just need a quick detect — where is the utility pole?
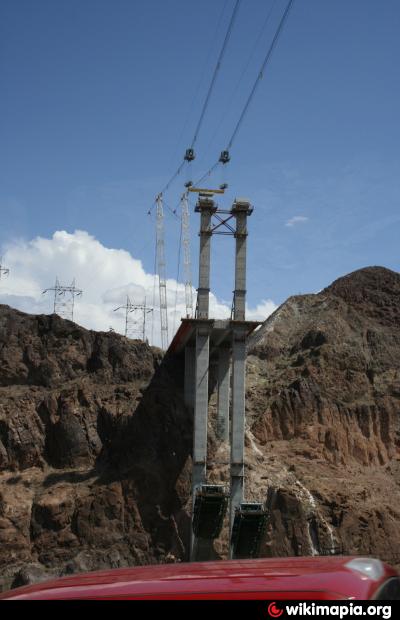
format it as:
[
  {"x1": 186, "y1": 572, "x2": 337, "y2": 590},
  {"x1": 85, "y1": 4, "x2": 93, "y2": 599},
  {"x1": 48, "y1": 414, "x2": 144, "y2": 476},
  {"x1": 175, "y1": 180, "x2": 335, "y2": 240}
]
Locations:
[
  {"x1": 0, "y1": 257, "x2": 10, "y2": 281},
  {"x1": 43, "y1": 277, "x2": 82, "y2": 321},
  {"x1": 113, "y1": 296, "x2": 153, "y2": 341},
  {"x1": 156, "y1": 194, "x2": 169, "y2": 349}
]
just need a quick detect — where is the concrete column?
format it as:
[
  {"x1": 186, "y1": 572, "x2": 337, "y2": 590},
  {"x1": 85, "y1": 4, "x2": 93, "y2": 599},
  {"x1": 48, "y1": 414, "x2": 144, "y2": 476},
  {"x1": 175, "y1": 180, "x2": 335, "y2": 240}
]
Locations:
[
  {"x1": 193, "y1": 325, "x2": 209, "y2": 481},
  {"x1": 229, "y1": 326, "x2": 247, "y2": 556},
  {"x1": 231, "y1": 199, "x2": 252, "y2": 321},
  {"x1": 216, "y1": 346, "x2": 230, "y2": 442},
  {"x1": 191, "y1": 322, "x2": 210, "y2": 559},
  {"x1": 195, "y1": 197, "x2": 216, "y2": 319},
  {"x1": 184, "y1": 345, "x2": 195, "y2": 410}
]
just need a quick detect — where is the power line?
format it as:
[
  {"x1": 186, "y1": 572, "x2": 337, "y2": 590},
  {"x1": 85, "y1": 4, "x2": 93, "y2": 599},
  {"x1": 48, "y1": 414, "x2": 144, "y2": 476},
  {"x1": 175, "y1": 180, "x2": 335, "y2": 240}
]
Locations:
[
  {"x1": 113, "y1": 296, "x2": 153, "y2": 341},
  {"x1": 43, "y1": 277, "x2": 83, "y2": 322}
]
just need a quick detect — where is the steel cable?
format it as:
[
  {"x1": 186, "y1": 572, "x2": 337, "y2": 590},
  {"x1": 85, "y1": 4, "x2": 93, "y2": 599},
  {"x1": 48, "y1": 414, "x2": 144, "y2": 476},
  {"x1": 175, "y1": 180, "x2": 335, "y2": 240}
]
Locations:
[
  {"x1": 190, "y1": 0, "x2": 241, "y2": 150},
  {"x1": 226, "y1": 0, "x2": 295, "y2": 150},
  {"x1": 193, "y1": 0, "x2": 295, "y2": 186}
]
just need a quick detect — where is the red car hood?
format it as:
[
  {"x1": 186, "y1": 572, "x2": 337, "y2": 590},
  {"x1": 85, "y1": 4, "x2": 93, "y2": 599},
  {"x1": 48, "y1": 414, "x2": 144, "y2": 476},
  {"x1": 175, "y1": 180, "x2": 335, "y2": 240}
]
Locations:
[{"x1": 1, "y1": 556, "x2": 397, "y2": 600}]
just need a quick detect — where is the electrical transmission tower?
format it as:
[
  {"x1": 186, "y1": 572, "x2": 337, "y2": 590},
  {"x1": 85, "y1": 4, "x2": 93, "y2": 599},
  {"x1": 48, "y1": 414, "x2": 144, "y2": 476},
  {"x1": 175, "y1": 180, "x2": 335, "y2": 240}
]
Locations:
[
  {"x1": 0, "y1": 257, "x2": 10, "y2": 281},
  {"x1": 43, "y1": 277, "x2": 82, "y2": 321},
  {"x1": 181, "y1": 192, "x2": 193, "y2": 318},
  {"x1": 156, "y1": 194, "x2": 169, "y2": 349},
  {"x1": 113, "y1": 296, "x2": 153, "y2": 341}
]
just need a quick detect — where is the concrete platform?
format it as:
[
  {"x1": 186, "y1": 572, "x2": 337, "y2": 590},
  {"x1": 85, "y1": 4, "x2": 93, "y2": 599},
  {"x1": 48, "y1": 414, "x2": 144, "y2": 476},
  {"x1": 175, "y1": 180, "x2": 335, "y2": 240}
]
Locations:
[{"x1": 168, "y1": 318, "x2": 262, "y2": 356}]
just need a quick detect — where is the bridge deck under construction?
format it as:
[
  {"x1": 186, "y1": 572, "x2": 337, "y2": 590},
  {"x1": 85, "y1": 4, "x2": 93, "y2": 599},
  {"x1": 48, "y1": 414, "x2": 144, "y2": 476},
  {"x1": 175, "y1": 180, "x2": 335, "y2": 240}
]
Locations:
[
  {"x1": 168, "y1": 318, "x2": 261, "y2": 356},
  {"x1": 167, "y1": 195, "x2": 266, "y2": 561}
]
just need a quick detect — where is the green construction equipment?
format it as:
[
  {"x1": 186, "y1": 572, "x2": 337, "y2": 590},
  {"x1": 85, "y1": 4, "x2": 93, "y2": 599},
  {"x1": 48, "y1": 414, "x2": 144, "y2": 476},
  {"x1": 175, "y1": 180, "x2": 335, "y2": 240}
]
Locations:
[
  {"x1": 231, "y1": 502, "x2": 268, "y2": 559},
  {"x1": 192, "y1": 484, "x2": 229, "y2": 539}
]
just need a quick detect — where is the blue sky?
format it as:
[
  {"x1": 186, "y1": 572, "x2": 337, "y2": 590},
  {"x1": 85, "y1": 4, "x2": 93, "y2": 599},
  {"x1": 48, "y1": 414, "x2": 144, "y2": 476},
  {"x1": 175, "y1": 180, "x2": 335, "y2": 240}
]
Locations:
[{"x1": 1, "y1": 0, "x2": 399, "y2": 325}]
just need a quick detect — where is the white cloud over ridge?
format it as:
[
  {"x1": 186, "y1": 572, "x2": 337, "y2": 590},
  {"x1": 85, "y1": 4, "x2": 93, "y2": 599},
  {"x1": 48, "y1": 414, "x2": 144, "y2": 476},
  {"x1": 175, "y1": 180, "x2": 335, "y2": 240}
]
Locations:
[{"x1": 0, "y1": 230, "x2": 277, "y2": 348}]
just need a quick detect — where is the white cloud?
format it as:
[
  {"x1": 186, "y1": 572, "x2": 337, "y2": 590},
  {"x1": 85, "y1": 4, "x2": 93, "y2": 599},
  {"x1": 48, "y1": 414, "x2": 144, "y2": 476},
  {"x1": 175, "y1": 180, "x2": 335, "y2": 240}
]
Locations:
[
  {"x1": 285, "y1": 215, "x2": 309, "y2": 227},
  {"x1": 0, "y1": 230, "x2": 277, "y2": 348},
  {"x1": 245, "y1": 299, "x2": 278, "y2": 321}
]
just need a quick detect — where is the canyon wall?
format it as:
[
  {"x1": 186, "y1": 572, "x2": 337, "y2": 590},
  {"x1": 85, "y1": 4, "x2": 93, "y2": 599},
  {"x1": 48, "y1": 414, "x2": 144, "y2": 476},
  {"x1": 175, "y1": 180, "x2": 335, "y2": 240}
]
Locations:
[{"x1": 1, "y1": 266, "x2": 399, "y2": 590}]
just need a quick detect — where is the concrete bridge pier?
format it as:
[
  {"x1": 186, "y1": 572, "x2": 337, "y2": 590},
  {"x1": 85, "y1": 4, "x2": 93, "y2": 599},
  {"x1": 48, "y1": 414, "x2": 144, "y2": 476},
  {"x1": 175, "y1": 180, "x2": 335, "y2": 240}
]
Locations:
[{"x1": 216, "y1": 345, "x2": 230, "y2": 442}]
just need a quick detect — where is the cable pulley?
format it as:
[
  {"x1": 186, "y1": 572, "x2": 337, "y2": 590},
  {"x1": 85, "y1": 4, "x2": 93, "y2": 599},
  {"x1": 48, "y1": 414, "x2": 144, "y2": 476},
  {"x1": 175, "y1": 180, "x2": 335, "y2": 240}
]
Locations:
[
  {"x1": 184, "y1": 148, "x2": 195, "y2": 162},
  {"x1": 219, "y1": 150, "x2": 230, "y2": 164}
]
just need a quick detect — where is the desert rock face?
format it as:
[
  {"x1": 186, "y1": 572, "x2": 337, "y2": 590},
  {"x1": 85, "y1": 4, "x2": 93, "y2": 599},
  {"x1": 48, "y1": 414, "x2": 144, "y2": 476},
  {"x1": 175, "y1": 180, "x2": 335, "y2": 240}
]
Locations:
[
  {"x1": 0, "y1": 308, "x2": 192, "y2": 590},
  {"x1": 1, "y1": 266, "x2": 400, "y2": 590},
  {"x1": 244, "y1": 266, "x2": 400, "y2": 563}
]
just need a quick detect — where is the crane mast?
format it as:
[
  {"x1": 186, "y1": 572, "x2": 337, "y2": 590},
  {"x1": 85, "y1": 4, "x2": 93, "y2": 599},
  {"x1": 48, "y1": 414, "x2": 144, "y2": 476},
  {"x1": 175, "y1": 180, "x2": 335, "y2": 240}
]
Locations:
[{"x1": 156, "y1": 194, "x2": 169, "y2": 349}]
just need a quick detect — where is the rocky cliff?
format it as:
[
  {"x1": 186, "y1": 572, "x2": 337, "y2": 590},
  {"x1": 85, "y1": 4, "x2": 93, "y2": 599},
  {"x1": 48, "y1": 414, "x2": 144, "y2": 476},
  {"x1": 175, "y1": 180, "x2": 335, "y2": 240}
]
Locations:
[
  {"x1": 244, "y1": 266, "x2": 400, "y2": 562},
  {"x1": 0, "y1": 307, "x2": 192, "y2": 590},
  {"x1": 1, "y1": 266, "x2": 399, "y2": 590}
]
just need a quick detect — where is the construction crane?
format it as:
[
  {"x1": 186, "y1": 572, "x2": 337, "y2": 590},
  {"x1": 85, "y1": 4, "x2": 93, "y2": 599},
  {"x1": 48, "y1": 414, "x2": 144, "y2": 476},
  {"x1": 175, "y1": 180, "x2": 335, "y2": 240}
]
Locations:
[{"x1": 156, "y1": 194, "x2": 169, "y2": 349}]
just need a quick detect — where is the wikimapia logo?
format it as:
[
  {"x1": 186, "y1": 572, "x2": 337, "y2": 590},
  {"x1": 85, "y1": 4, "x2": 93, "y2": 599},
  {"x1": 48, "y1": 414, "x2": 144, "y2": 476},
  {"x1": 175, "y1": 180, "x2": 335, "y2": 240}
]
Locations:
[
  {"x1": 266, "y1": 602, "x2": 392, "y2": 620},
  {"x1": 268, "y1": 603, "x2": 284, "y2": 618}
]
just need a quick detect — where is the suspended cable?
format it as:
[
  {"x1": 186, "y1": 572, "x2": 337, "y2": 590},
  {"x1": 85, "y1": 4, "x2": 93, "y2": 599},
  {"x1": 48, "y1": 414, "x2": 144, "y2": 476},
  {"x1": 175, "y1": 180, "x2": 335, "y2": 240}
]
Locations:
[
  {"x1": 194, "y1": 161, "x2": 221, "y2": 187},
  {"x1": 153, "y1": 0, "x2": 294, "y2": 200},
  {"x1": 226, "y1": 0, "x2": 295, "y2": 151},
  {"x1": 150, "y1": 0, "x2": 239, "y2": 211},
  {"x1": 198, "y1": 0, "x2": 278, "y2": 163},
  {"x1": 192, "y1": 0, "x2": 295, "y2": 187},
  {"x1": 189, "y1": 0, "x2": 241, "y2": 151},
  {"x1": 153, "y1": 160, "x2": 186, "y2": 207},
  {"x1": 169, "y1": 0, "x2": 229, "y2": 163},
  {"x1": 163, "y1": 199, "x2": 181, "y2": 220}
]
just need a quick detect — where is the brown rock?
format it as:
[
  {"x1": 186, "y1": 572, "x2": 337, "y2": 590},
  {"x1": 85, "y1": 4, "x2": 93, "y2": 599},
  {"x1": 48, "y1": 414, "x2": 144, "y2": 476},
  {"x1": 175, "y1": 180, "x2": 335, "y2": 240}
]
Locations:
[{"x1": 1, "y1": 265, "x2": 400, "y2": 588}]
